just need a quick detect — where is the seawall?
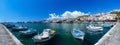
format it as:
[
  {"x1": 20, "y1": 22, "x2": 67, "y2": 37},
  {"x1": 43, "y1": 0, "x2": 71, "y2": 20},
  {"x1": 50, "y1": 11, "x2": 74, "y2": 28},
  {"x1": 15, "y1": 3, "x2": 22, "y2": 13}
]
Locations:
[
  {"x1": 0, "y1": 24, "x2": 23, "y2": 45},
  {"x1": 95, "y1": 21, "x2": 120, "y2": 45}
]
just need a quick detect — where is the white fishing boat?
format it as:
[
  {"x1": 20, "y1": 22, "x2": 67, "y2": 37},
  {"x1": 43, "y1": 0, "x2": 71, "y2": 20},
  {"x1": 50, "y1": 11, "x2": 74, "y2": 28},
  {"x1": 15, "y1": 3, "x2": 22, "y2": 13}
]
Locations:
[
  {"x1": 32, "y1": 29, "x2": 55, "y2": 42},
  {"x1": 12, "y1": 26, "x2": 28, "y2": 31},
  {"x1": 87, "y1": 24, "x2": 103, "y2": 31}
]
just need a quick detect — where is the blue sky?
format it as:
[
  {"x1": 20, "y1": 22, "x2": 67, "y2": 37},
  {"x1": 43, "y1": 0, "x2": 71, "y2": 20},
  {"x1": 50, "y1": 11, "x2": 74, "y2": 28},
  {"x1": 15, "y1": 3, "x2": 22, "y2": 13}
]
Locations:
[{"x1": 0, "y1": 0, "x2": 120, "y2": 22}]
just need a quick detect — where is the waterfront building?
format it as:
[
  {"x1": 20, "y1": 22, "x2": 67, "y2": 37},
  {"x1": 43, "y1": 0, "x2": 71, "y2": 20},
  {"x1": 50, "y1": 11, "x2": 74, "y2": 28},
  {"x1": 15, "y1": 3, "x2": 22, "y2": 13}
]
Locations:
[
  {"x1": 77, "y1": 15, "x2": 91, "y2": 21},
  {"x1": 99, "y1": 13, "x2": 117, "y2": 20}
]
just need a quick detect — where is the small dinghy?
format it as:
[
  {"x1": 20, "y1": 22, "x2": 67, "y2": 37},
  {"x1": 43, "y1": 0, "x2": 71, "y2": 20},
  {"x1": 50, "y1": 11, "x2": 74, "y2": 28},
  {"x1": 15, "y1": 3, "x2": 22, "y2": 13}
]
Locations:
[
  {"x1": 32, "y1": 29, "x2": 55, "y2": 42},
  {"x1": 87, "y1": 24, "x2": 103, "y2": 31},
  {"x1": 71, "y1": 29, "x2": 85, "y2": 40},
  {"x1": 12, "y1": 26, "x2": 28, "y2": 31},
  {"x1": 19, "y1": 29, "x2": 37, "y2": 35}
]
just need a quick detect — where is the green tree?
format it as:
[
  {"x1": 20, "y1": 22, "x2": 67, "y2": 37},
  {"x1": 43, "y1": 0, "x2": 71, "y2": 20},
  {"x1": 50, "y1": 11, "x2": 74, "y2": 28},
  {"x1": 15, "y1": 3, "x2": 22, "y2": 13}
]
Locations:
[{"x1": 110, "y1": 12, "x2": 120, "y2": 20}]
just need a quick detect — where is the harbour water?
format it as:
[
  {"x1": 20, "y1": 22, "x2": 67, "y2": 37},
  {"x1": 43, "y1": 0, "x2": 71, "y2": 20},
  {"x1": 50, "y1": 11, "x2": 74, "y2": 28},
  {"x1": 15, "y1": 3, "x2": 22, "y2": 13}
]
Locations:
[{"x1": 8, "y1": 21, "x2": 114, "y2": 45}]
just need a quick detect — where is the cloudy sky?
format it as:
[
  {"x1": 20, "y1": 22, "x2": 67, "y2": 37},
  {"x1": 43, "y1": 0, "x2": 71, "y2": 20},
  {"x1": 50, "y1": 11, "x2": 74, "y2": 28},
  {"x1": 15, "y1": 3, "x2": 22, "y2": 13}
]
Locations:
[
  {"x1": 47, "y1": 11, "x2": 89, "y2": 20},
  {"x1": 0, "y1": 0, "x2": 120, "y2": 22}
]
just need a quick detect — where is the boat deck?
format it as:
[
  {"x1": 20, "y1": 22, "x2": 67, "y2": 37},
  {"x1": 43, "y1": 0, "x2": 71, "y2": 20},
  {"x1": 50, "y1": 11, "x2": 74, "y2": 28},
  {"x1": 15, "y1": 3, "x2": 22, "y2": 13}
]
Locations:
[{"x1": 0, "y1": 24, "x2": 23, "y2": 45}]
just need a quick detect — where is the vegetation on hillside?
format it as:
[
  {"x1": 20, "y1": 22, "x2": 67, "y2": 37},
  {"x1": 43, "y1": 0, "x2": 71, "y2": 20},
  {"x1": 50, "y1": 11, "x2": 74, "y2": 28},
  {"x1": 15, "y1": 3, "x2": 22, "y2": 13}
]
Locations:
[{"x1": 110, "y1": 11, "x2": 120, "y2": 20}]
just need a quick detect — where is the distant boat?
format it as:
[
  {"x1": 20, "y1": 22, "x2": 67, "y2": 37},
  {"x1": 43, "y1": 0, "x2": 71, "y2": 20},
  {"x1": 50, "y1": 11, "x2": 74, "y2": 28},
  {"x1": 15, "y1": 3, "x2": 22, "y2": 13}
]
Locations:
[
  {"x1": 12, "y1": 26, "x2": 28, "y2": 31},
  {"x1": 2, "y1": 23, "x2": 15, "y2": 28},
  {"x1": 102, "y1": 23, "x2": 113, "y2": 28},
  {"x1": 19, "y1": 28, "x2": 37, "y2": 35},
  {"x1": 32, "y1": 29, "x2": 55, "y2": 42},
  {"x1": 71, "y1": 29, "x2": 85, "y2": 40},
  {"x1": 86, "y1": 24, "x2": 103, "y2": 31}
]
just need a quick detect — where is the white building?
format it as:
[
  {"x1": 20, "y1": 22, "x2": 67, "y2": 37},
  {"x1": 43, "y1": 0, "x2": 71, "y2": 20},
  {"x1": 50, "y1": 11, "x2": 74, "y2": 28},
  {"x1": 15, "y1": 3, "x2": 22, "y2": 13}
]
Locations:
[
  {"x1": 91, "y1": 13, "x2": 117, "y2": 21},
  {"x1": 98, "y1": 13, "x2": 117, "y2": 20}
]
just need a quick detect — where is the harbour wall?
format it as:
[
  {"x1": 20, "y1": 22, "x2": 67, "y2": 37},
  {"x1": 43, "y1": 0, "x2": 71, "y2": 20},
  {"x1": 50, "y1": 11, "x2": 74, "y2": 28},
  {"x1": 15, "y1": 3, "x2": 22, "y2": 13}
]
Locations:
[
  {"x1": 0, "y1": 24, "x2": 23, "y2": 45},
  {"x1": 95, "y1": 21, "x2": 120, "y2": 45}
]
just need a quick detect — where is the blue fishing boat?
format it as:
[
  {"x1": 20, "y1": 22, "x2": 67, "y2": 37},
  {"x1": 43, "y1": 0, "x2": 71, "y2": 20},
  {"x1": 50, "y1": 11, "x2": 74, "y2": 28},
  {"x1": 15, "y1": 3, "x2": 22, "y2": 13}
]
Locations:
[
  {"x1": 19, "y1": 29, "x2": 37, "y2": 35},
  {"x1": 71, "y1": 29, "x2": 85, "y2": 40},
  {"x1": 32, "y1": 29, "x2": 55, "y2": 42},
  {"x1": 102, "y1": 23, "x2": 113, "y2": 28}
]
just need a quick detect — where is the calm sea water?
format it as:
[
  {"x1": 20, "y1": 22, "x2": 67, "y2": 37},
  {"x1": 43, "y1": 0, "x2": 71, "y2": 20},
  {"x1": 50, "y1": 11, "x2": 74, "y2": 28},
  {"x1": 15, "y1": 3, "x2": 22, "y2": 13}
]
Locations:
[{"x1": 9, "y1": 21, "x2": 113, "y2": 45}]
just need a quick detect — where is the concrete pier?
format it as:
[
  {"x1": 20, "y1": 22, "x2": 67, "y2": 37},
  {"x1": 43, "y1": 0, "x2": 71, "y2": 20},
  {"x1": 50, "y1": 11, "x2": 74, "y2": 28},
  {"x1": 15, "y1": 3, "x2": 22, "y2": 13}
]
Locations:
[
  {"x1": 0, "y1": 24, "x2": 23, "y2": 45},
  {"x1": 95, "y1": 21, "x2": 120, "y2": 45}
]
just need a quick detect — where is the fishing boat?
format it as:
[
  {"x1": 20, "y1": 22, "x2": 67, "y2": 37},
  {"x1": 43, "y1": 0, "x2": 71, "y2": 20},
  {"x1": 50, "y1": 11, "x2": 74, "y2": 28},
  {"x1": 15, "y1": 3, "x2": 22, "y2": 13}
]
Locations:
[
  {"x1": 2, "y1": 23, "x2": 15, "y2": 28},
  {"x1": 71, "y1": 29, "x2": 85, "y2": 40},
  {"x1": 86, "y1": 24, "x2": 103, "y2": 31},
  {"x1": 102, "y1": 23, "x2": 113, "y2": 28},
  {"x1": 32, "y1": 29, "x2": 55, "y2": 42},
  {"x1": 12, "y1": 26, "x2": 28, "y2": 31},
  {"x1": 19, "y1": 29, "x2": 37, "y2": 35}
]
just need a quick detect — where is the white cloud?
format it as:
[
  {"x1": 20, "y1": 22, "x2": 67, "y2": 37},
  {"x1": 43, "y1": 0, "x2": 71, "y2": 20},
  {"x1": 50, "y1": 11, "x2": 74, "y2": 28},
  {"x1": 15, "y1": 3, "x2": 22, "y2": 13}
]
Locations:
[
  {"x1": 47, "y1": 13, "x2": 60, "y2": 20},
  {"x1": 61, "y1": 11, "x2": 89, "y2": 19},
  {"x1": 47, "y1": 11, "x2": 89, "y2": 20}
]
